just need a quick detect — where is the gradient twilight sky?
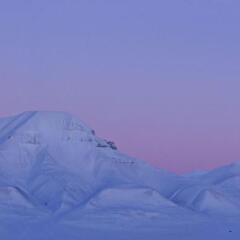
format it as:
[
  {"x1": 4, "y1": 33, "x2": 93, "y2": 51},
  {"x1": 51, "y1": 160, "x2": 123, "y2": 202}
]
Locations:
[{"x1": 0, "y1": 0, "x2": 240, "y2": 173}]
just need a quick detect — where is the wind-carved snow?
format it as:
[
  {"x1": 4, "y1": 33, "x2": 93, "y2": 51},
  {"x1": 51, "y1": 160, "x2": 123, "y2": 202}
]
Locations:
[{"x1": 0, "y1": 111, "x2": 240, "y2": 240}]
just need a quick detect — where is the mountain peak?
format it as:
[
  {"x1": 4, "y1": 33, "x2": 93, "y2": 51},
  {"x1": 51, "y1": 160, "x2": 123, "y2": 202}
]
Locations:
[{"x1": 0, "y1": 111, "x2": 118, "y2": 150}]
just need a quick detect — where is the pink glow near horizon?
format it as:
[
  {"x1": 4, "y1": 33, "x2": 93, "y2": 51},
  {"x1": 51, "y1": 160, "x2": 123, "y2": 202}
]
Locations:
[{"x1": 0, "y1": 1, "x2": 240, "y2": 173}]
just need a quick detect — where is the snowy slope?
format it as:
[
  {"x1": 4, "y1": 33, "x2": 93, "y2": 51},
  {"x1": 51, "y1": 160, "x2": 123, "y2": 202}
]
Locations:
[
  {"x1": 0, "y1": 111, "x2": 240, "y2": 240},
  {"x1": 0, "y1": 111, "x2": 182, "y2": 212}
]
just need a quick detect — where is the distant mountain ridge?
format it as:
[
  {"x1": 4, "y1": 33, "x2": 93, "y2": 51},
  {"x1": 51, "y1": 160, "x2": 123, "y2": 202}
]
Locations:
[{"x1": 0, "y1": 111, "x2": 240, "y2": 217}]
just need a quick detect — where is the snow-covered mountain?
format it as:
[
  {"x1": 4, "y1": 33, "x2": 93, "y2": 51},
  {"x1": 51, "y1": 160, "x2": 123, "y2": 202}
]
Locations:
[{"x1": 0, "y1": 111, "x2": 240, "y2": 240}]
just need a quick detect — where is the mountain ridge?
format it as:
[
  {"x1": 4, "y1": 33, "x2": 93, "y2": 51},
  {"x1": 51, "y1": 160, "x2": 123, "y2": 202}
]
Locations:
[{"x1": 0, "y1": 111, "x2": 239, "y2": 217}]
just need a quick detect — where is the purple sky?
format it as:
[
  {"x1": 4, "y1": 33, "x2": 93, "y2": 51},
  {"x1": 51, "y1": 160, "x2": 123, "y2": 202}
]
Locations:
[{"x1": 0, "y1": 0, "x2": 240, "y2": 173}]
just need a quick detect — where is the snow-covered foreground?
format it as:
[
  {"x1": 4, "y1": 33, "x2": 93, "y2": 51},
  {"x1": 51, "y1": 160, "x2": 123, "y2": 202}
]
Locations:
[
  {"x1": 0, "y1": 111, "x2": 240, "y2": 239},
  {"x1": 1, "y1": 206, "x2": 240, "y2": 240}
]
